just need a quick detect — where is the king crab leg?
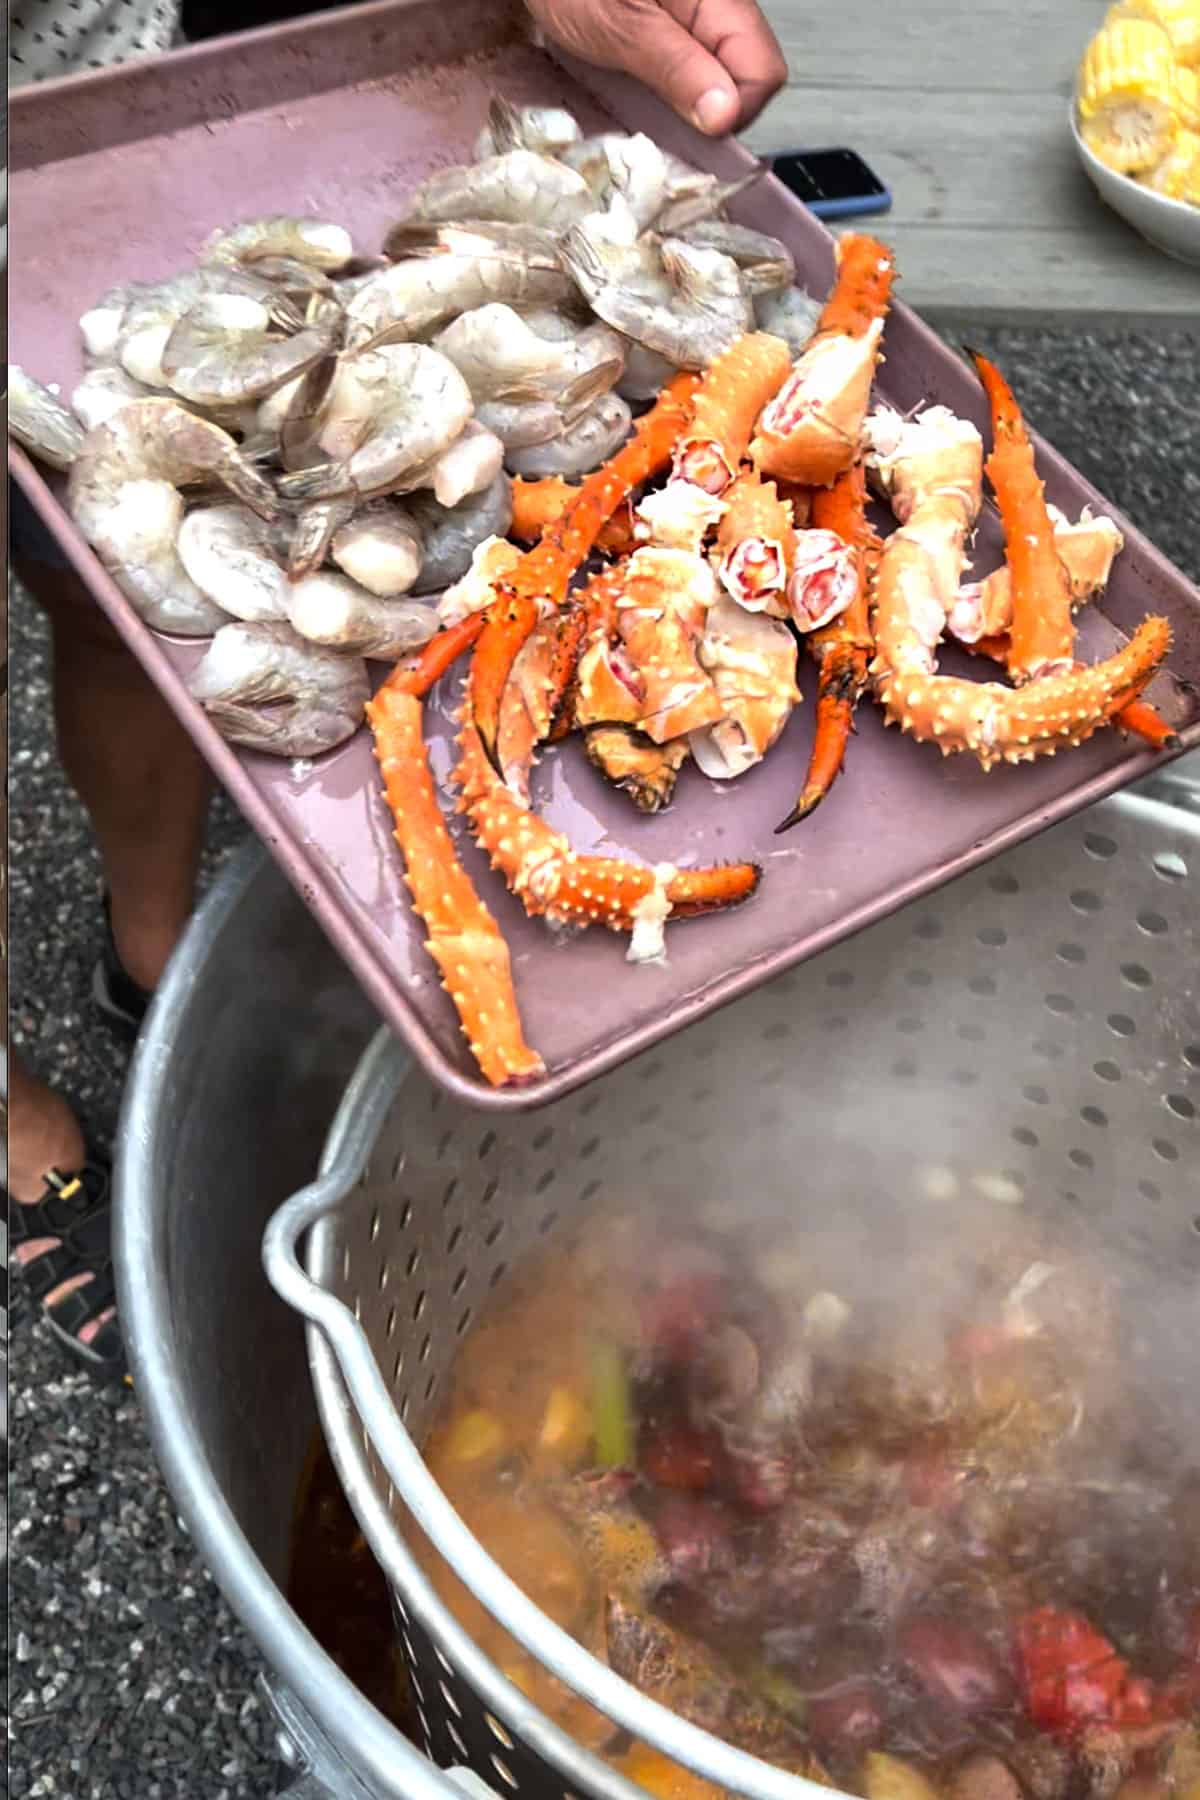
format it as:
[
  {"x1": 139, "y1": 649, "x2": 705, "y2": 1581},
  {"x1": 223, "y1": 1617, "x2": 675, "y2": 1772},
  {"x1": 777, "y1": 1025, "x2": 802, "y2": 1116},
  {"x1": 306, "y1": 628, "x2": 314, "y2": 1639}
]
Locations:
[
  {"x1": 751, "y1": 234, "x2": 895, "y2": 487},
  {"x1": 969, "y1": 350, "x2": 1077, "y2": 683},
  {"x1": 671, "y1": 331, "x2": 793, "y2": 495},
  {"x1": 776, "y1": 461, "x2": 877, "y2": 830},
  {"x1": 454, "y1": 696, "x2": 760, "y2": 957},
  {"x1": 365, "y1": 646, "x2": 544, "y2": 1089},
  {"x1": 866, "y1": 401, "x2": 1172, "y2": 769}
]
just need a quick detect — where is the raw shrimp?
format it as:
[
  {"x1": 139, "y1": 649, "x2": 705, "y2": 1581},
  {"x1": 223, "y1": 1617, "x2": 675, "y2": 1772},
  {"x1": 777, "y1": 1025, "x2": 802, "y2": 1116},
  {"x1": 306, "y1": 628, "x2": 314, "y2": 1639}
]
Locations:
[
  {"x1": 617, "y1": 340, "x2": 685, "y2": 403},
  {"x1": 71, "y1": 366, "x2": 155, "y2": 433},
  {"x1": 511, "y1": 302, "x2": 593, "y2": 341},
  {"x1": 116, "y1": 267, "x2": 303, "y2": 389},
  {"x1": 202, "y1": 215, "x2": 354, "y2": 272},
  {"x1": 408, "y1": 473, "x2": 513, "y2": 593},
  {"x1": 560, "y1": 225, "x2": 753, "y2": 368},
  {"x1": 176, "y1": 502, "x2": 291, "y2": 623},
  {"x1": 286, "y1": 572, "x2": 439, "y2": 661},
  {"x1": 475, "y1": 397, "x2": 580, "y2": 451},
  {"x1": 433, "y1": 304, "x2": 624, "y2": 406},
  {"x1": 277, "y1": 344, "x2": 473, "y2": 503},
  {"x1": 505, "y1": 394, "x2": 633, "y2": 480},
  {"x1": 602, "y1": 133, "x2": 671, "y2": 229},
  {"x1": 188, "y1": 621, "x2": 369, "y2": 757},
  {"x1": 406, "y1": 420, "x2": 505, "y2": 509},
  {"x1": 752, "y1": 286, "x2": 822, "y2": 359},
  {"x1": 689, "y1": 594, "x2": 801, "y2": 779},
  {"x1": 676, "y1": 221, "x2": 795, "y2": 296},
  {"x1": 347, "y1": 226, "x2": 573, "y2": 347},
  {"x1": 68, "y1": 399, "x2": 280, "y2": 636},
  {"x1": 387, "y1": 150, "x2": 593, "y2": 236},
  {"x1": 474, "y1": 96, "x2": 582, "y2": 160},
  {"x1": 8, "y1": 365, "x2": 86, "y2": 470},
  {"x1": 331, "y1": 504, "x2": 424, "y2": 596},
  {"x1": 79, "y1": 280, "x2": 151, "y2": 363},
  {"x1": 161, "y1": 292, "x2": 337, "y2": 408}
]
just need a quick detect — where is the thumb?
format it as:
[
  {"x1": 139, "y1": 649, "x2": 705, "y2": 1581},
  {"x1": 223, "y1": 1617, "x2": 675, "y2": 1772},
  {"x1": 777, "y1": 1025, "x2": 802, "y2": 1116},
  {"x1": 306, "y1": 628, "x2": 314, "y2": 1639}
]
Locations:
[
  {"x1": 612, "y1": 5, "x2": 744, "y2": 136},
  {"x1": 526, "y1": 0, "x2": 742, "y2": 136}
]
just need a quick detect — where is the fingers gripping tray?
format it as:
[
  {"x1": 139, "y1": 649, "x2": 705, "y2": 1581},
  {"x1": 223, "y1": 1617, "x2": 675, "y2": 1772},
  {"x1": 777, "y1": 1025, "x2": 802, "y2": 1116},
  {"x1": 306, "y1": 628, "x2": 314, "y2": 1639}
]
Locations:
[{"x1": 8, "y1": 0, "x2": 1200, "y2": 1110}]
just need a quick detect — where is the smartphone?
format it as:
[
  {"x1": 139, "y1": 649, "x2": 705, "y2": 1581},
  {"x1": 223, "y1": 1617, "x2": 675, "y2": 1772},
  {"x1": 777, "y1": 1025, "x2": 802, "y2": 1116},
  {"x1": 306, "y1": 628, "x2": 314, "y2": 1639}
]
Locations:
[{"x1": 770, "y1": 149, "x2": 892, "y2": 222}]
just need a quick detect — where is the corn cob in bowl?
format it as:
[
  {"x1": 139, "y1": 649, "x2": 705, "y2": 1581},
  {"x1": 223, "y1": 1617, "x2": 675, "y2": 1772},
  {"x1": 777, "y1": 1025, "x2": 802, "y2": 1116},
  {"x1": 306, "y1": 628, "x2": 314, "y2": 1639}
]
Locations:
[{"x1": 1073, "y1": 0, "x2": 1200, "y2": 256}]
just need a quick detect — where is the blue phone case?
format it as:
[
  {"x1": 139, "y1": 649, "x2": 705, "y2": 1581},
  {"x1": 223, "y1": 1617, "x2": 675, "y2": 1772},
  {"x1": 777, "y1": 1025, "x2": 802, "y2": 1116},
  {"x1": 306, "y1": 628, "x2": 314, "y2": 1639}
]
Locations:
[{"x1": 808, "y1": 189, "x2": 893, "y2": 222}]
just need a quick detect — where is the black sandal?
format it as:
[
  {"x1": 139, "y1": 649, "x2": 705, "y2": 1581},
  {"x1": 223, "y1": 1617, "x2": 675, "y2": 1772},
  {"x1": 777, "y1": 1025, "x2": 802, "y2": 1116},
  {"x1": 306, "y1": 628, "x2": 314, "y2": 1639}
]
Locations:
[
  {"x1": 9, "y1": 1159, "x2": 126, "y2": 1379},
  {"x1": 91, "y1": 893, "x2": 153, "y2": 1042}
]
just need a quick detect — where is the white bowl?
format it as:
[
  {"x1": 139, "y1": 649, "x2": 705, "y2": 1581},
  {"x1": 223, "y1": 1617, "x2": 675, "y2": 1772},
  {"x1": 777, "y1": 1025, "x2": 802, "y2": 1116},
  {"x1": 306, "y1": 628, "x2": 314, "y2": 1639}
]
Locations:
[{"x1": 1071, "y1": 104, "x2": 1200, "y2": 265}]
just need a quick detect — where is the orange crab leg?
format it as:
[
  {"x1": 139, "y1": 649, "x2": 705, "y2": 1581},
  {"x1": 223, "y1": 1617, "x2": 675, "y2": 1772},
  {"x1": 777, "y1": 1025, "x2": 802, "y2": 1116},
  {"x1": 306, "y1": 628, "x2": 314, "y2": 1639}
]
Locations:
[
  {"x1": 751, "y1": 235, "x2": 895, "y2": 487},
  {"x1": 776, "y1": 464, "x2": 876, "y2": 831},
  {"x1": 961, "y1": 631, "x2": 1180, "y2": 752},
  {"x1": 455, "y1": 705, "x2": 759, "y2": 933},
  {"x1": 474, "y1": 372, "x2": 700, "y2": 763},
  {"x1": 383, "y1": 614, "x2": 484, "y2": 699},
  {"x1": 673, "y1": 332, "x2": 793, "y2": 493},
  {"x1": 510, "y1": 477, "x2": 637, "y2": 555},
  {"x1": 366, "y1": 683, "x2": 544, "y2": 1088},
  {"x1": 969, "y1": 351, "x2": 1075, "y2": 685}
]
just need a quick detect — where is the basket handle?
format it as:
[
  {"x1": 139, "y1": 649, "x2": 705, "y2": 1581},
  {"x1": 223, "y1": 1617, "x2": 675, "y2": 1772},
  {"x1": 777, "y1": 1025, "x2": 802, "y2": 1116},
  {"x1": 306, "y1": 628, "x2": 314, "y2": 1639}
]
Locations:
[{"x1": 261, "y1": 1032, "x2": 838, "y2": 1800}]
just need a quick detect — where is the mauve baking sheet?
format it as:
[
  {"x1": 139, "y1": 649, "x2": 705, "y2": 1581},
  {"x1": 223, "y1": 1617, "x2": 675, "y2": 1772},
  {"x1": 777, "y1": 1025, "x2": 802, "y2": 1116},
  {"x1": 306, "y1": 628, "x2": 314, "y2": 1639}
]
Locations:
[{"x1": 9, "y1": 0, "x2": 1200, "y2": 1111}]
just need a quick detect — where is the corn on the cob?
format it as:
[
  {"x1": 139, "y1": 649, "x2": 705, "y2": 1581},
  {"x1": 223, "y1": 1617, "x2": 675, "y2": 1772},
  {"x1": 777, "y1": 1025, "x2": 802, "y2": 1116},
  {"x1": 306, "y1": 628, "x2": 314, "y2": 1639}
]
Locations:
[
  {"x1": 1176, "y1": 61, "x2": 1200, "y2": 126},
  {"x1": 1105, "y1": 0, "x2": 1200, "y2": 67},
  {"x1": 1139, "y1": 123, "x2": 1200, "y2": 195},
  {"x1": 1078, "y1": 20, "x2": 1180, "y2": 171}
]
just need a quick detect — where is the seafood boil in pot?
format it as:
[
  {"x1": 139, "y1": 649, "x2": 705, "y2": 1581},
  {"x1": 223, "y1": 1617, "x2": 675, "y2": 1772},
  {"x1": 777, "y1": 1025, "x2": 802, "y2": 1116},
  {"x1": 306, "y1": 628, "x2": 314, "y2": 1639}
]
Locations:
[
  {"x1": 9, "y1": 96, "x2": 1183, "y2": 1090},
  {"x1": 417, "y1": 1198, "x2": 1200, "y2": 1800}
]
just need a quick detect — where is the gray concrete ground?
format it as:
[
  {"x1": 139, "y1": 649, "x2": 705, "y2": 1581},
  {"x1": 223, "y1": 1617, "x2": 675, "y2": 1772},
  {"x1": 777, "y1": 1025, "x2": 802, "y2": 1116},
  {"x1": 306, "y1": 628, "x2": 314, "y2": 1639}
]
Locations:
[{"x1": 7, "y1": 321, "x2": 1199, "y2": 1799}]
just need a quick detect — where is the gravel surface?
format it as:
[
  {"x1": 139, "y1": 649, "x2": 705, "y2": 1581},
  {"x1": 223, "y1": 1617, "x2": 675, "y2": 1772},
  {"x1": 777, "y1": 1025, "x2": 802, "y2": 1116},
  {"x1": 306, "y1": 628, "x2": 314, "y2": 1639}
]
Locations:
[{"x1": 7, "y1": 322, "x2": 1199, "y2": 1800}]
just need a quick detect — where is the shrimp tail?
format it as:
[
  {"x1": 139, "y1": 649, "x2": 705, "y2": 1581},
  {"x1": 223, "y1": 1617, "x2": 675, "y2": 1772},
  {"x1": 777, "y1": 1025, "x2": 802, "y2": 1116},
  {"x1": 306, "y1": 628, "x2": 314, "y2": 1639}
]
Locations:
[
  {"x1": 776, "y1": 463, "x2": 875, "y2": 830},
  {"x1": 968, "y1": 349, "x2": 1075, "y2": 682},
  {"x1": 365, "y1": 683, "x2": 544, "y2": 1087}
]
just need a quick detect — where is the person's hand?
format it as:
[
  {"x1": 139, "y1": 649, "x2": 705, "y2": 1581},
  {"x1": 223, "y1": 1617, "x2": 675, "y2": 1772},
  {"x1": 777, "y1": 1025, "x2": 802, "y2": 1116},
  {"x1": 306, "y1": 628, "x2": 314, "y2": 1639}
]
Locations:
[{"x1": 525, "y1": 0, "x2": 787, "y2": 138}]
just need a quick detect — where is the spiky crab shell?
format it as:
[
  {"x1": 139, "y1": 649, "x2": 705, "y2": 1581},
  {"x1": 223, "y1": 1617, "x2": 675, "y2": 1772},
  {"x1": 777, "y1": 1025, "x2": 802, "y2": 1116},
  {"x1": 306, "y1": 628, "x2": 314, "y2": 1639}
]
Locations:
[
  {"x1": 877, "y1": 614, "x2": 1171, "y2": 770},
  {"x1": 453, "y1": 709, "x2": 760, "y2": 931},
  {"x1": 673, "y1": 330, "x2": 793, "y2": 491},
  {"x1": 365, "y1": 684, "x2": 544, "y2": 1087}
]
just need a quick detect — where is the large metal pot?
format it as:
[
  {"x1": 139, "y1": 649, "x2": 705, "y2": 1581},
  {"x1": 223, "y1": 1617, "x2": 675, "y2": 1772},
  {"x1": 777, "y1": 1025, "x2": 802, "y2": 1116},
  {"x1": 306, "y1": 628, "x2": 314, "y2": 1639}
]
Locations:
[
  {"x1": 264, "y1": 781, "x2": 1199, "y2": 1800},
  {"x1": 113, "y1": 841, "x2": 487, "y2": 1800}
]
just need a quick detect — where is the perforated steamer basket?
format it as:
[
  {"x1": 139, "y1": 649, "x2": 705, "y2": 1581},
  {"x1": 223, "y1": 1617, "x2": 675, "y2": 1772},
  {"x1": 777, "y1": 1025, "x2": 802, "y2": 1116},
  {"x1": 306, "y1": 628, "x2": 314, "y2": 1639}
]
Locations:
[{"x1": 264, "y1": 780, "x2": 1200, "y2": 1800}]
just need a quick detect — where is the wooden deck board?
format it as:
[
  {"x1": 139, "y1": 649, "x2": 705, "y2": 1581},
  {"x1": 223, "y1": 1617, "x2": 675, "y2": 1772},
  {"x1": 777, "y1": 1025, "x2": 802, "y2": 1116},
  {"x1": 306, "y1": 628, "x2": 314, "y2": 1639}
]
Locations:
[{"x1": 745, "y1": 0, "x2": 1200, "y2": 323}]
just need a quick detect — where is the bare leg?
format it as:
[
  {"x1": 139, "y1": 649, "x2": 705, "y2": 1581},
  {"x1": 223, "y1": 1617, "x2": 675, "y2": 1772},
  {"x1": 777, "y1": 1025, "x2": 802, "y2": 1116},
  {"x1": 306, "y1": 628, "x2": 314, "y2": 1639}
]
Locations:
[
  {"x1": 17, "y1": 555, "x2": 213, "y2": 988},
  {"x1": 8, "y1": 552, "x2": 211, "y2": 1357}
]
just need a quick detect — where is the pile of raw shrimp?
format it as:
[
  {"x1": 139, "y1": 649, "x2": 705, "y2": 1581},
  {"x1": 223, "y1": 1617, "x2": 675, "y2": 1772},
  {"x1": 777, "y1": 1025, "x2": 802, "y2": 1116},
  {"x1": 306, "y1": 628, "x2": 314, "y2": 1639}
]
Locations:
[{"x1": 8, "y1": 94, "x2": 818, "y2": 762}]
